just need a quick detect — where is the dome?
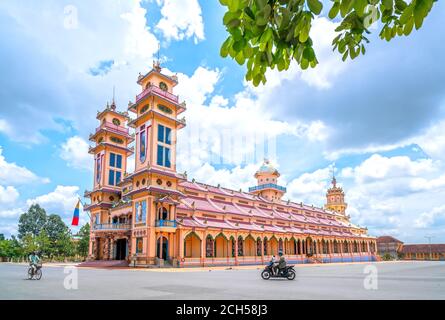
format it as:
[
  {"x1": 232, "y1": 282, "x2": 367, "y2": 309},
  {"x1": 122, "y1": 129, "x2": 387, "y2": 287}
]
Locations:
[{"x1": 255, "y1": 159, "x2": 279, "y2": 177}]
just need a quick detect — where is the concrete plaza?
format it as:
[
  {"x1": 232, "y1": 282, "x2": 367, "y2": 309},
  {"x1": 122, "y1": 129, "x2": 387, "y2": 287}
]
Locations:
[{"x1": 0, "y1": 261, "x2": 444, "y2": 299}]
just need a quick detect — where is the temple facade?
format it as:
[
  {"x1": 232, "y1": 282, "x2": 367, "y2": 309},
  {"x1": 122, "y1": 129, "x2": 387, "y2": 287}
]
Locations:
[{"x1": 84, "y1": 63, "x2": 377, "y2": 267}]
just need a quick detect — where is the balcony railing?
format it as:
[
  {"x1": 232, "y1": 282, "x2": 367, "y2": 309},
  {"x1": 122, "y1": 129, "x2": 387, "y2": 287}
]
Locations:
[
  {"x1": 96, "y1": 121, "x2": 129, "y2": 135},
  {"x1": 93, "y1": 223, "x2": 131, "y2": 231},
  {"x1": 248, "y1": 183, "x2": 287, "y2": 193},
  {"x1": 136, "y1": 85, "x2": 179, "y2": 105},
  {"x1": 155, "y1": 220, "x2": 177, "y2": 228}
]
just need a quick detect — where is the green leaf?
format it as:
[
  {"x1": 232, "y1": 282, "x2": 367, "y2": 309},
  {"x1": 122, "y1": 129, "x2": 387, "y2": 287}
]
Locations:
[
  {"x1": 354, "y1": 0, "x2": 367, "y2": 17},
  {"x1": 235, "y1": 51, "x2": 245, "y2": 65},
  {"x1": 220, "y1": 37, "x2": 232, "y2": 57},
  {"x1": 403, "y1": 16, "x2": 414, "y2": 35},
  {"x1": 299, "y1": 24, "x2": 310, "y2": 43},
  {"x1": 307, "y1": 0, "x2": 323, "y2": 15},
  {"x1": 399, "y1": 4, "x2": 413, "y2": 24},
  {"x1": 328, "y1": 2, "x2": 340, "y2": 19},
  {"x1": 382, "y1": 0, "x2": 393, "y2": 10},
  {"x1": 340, "y1": 0, "x2": 354, "y2": 18}
]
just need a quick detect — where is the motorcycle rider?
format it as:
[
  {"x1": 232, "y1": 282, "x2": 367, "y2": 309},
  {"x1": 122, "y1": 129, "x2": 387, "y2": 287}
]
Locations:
[
  {"x1": 268, "y1": 255, "x2": 277, "y2": 275},
  {"x1": 277, "y1": 251, "x2": 287, "y2": 275}
]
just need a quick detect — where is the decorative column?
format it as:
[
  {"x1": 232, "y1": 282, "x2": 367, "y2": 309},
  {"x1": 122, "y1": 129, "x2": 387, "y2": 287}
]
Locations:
[
  {"x1": 178, "y1": 229, "x2": 184, "y2": 261},
  {"x1": 201, "y1": 232, "x2": 206, "y2": 266},
  {"x1": 159, "y1": 234, "x2": 163, "y2": 260},
  {"x1": 260, "y1": 237, "x2": 264, "y2": 264},
  {"x1": 234, "y1": 235, "x2": 239, "y2": 266}
]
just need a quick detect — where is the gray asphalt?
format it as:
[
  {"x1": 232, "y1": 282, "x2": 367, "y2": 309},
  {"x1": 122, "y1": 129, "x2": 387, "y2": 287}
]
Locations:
[{"x1": 0, "y1": 261, "x2": 444, "y2": 299}]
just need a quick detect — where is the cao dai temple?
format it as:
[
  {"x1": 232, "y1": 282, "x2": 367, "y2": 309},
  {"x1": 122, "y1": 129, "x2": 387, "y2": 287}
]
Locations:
[{"x1": 84, "y1": 62, "x2": 377, "y2": 267}]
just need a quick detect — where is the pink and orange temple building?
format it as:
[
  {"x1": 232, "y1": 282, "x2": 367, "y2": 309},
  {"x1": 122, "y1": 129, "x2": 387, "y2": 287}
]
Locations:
[{"x1": 84, "y1": 62, "x2": 377, "y2": 267}]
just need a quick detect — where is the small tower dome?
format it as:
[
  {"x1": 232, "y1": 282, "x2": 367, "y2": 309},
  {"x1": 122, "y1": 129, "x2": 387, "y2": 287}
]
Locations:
[{"x1": 249, "y1": 159, "x2": 286, "y2": 202}]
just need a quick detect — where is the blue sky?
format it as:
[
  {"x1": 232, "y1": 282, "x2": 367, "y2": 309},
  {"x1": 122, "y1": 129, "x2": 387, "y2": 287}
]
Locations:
[{"x1": 0, "y1": 0, "x2": 445, "y2": 243}]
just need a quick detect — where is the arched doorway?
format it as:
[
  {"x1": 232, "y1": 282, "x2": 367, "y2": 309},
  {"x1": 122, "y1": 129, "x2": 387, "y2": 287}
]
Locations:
[
  {"x1": 184, "y1": 232, "x2": 201, "y2": 258},
  {"x1": 156, "y1": 236, "x2": 168, "y2": 260},
  {"x1": 245, "y1": 235, "x2": 256, "y2": 256},
  {"x1": 115, "y1": 238, "x2": 127, "y2": 260},
  {"x1": 215, "y1": 233, "x2": 228, "y2": 257},
  {"x1": 270, "y1": 236, "x2": 278, "y2": 255}
]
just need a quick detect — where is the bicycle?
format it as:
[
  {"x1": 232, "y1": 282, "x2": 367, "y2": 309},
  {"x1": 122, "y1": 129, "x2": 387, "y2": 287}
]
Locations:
[{"x1": 27, "y1": 264, "x2": 42, "y2": 280}]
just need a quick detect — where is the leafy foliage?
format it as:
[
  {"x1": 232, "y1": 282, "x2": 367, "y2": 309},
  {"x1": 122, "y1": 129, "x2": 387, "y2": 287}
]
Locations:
[
  {"x1": 219, "y1": 0, "x2": 437, "y2": 86},
  {"x1": 76, "y1": 223, "x2": 90, "y2": 259},
  {"x1": 18, "y1": 204, "x2": 47, "y2": 239}
]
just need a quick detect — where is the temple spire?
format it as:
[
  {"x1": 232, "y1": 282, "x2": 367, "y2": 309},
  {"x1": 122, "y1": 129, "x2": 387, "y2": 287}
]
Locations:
[{"x1": 330, "y1": 162, "x2": 337, "y2": 187}]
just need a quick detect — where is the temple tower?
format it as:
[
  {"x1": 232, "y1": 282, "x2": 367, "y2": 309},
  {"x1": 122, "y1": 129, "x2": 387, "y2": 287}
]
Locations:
[
  {"x1": 85, "y1": 101, "x2": 134, "y2": 259},
  {"x1": 125, "y1": 61, "x2": 187, "y2": 265},
  {"x1": 324, "y1": 174, "x2": 348, "y2": 215},
  {"x1": 248, "y1": 159, "x2": 287, "y2": 202}
]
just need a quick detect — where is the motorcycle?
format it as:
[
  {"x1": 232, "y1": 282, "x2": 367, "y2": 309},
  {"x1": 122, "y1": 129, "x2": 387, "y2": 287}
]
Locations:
[{"x1": 261, "y1": 264, "x2": 296, "y2": 280}]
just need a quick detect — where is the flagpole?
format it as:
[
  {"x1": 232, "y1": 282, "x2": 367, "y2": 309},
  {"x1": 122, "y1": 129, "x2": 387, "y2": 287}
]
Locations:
[{"x1": 78, "y1": 197, "x2": 91, "y2": 220}]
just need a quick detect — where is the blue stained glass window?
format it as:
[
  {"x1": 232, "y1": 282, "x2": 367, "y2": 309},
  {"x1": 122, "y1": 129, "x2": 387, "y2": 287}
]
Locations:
[
  {"x1": 158, "y1": 124, "x2": 165, "y2": 142},
  {"x1": 165, "y1": 147, "x2": 171, "y2": 168},
  {"x1": 109, "y1": 153, "x2": 116, "y2": 167},
  {"x1": 116, "y1": 154, "x2": 122, "y2": 168},
  {"x1": 157, "y1": 145, "x2": 164, "y2": 166},
  {"x1": 165, "y1": 127, "x2": 171, "y2": 145},
  {"x1": 108, "y1": 170, "x2": 115, "y2": 185}
]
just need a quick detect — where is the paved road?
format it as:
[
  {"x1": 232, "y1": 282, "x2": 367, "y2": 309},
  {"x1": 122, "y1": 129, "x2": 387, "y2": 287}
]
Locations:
[{"x1": 0, "y1": 261, "x2": 444, "y2": 299}]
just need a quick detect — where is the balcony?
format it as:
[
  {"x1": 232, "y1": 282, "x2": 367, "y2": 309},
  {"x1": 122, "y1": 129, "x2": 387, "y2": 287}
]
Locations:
[
  {"x1": 92, "y1": 223, "x2": 131, "y2": 231},
  {"x1": 136, "y1": 85, "x2": 179, "y2": 105},
  {"x1": 248, "y1": 183, "x2": 287, "y2": 193},
  {"x1": 155, "y1": 219, "x2": 177, "y2": 232}
]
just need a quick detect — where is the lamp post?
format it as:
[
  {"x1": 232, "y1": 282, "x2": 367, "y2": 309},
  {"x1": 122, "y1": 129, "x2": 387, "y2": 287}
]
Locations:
[{"x1": 425, "y1": 235, "x2": 434, "y2": 261}]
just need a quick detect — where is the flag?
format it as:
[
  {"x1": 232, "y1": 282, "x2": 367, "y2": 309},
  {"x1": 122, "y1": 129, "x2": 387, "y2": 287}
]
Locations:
[{"x1": 72, "y1": 199, "x2": 80, "y2": 226}]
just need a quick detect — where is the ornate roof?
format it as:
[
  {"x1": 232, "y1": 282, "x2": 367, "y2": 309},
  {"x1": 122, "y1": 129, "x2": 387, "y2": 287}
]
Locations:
[{"x1": 255, "y1": 159, "x2": 279, "y2": 177}]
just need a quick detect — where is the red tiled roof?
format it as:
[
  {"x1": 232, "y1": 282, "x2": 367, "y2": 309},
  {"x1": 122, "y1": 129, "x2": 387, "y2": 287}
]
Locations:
[
  {"x1": 377, "y1": 236, "x2": 403, "y2": 244},
  {"x1": 401, "y1": 244, "x2": 445, "y2": 254},
  {"x1": 176, "y1": 179, "x2": 374, "y2": 239}
]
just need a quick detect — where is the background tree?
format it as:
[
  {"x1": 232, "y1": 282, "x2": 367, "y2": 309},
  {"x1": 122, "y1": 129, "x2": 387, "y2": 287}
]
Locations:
[
  {"x1": 18, "y1": 204, "x2": 47, "y2": 239},
  {"x1": 219, "y1": 0, "x2": 437, "y2": 86},
  {"x1": 76, "y1": 224, "x2": 90, "y2": 259}
]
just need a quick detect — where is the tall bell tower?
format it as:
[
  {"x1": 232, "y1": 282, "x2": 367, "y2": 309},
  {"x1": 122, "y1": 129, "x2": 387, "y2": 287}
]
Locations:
[
  {"x1": 325, "y1": 171, "x2": 347, "y2": 215},
  {"x1": 125, "y1": 60, "x2": 187, "y2": 266},
  {"x1": 85, "y1": 101, "x2": 134, "y2": 259}
]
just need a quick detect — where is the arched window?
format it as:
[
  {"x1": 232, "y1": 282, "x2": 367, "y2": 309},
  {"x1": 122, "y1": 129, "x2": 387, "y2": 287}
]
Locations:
[
  {"x1": 159, "y1": 81, "x2": 168, "y2": 91},
  {"x1": 206, "y1": 235, "x2": 214, "y2": 257},
  {"x1": 333, "y1": 240, "x2": 339, "y2": 253},
  {"x1": 256, "y1": 238, "x2": 262, "y2": 256},
  {"x1": 157, "y1": 206, "x2": 168, "y2": 220},
  {"x1": 343, "y1": 241, "x2": 349, "y2": 253},
  {"x1": 237, "y1": 236, "x2": 244, "y2": 256}
]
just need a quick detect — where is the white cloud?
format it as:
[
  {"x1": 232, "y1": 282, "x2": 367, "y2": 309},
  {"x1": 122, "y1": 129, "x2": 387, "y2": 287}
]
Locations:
[
  {"x1": 0, "y1": 185, "x2": 19, "y2": 205},
  {"x1": 0, "y1": 147, "x2": 49, "y2": 185},
  {"x1": 415, "y1": 205, "x2": 445, "y2": 228},
  {"x1": 26, "y1": 185, "x2": 80, "y2": 219},
  {"x1": 60, "y1": 136, "x2": 92, "y2": 171},
  {"x1": 341, "y1": 154, "x2": 437, "y2": 184},
  {"x1": 155, "y1": 0, "x2": 205, "y2": 44},
  {"x1": 0, "y1": 0, "x2": 159, "y2": 144},
  {"x1": 286, "y1": 167, "x2": 331, "y2": 205}
]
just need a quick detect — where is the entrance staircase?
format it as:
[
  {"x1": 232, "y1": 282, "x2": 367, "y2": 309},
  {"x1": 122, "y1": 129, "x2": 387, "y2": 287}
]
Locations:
[{"x1": 77, "y1": 260, "x2": 129, "y2": 268}]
